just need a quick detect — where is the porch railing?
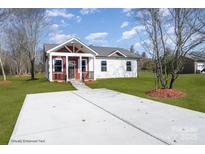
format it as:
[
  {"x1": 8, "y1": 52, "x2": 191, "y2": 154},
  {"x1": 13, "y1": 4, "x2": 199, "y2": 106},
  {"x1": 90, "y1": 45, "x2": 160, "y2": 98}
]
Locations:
[{"x1": 82, "y1": 71, "x2": 94, "y2": 81}]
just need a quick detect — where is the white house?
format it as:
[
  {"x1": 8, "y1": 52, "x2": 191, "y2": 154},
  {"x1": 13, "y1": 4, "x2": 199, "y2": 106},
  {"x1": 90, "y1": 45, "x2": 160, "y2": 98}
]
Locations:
[
  {"x1": 182, "y1": 52, "x2": 205, "y2": 73},
  {"x1": 44, "y1": 37, "x2": 139, "y2": 82}
]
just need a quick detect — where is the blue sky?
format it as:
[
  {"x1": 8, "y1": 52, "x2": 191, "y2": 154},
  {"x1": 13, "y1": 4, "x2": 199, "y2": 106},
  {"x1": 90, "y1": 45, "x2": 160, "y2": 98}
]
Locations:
[{"x1": 45, "y1": 8, "x2": 144, "y2": 52}]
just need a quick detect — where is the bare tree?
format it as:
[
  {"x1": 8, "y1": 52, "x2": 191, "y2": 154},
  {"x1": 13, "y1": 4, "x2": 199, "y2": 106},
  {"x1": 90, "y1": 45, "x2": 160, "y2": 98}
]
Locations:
[
  {"x1": 13, "y1": 9, "x2": 47, "y2": 79},
  {"x1": 0, "y1": 45, "x2": 6, "y2": 80},
  {"x1": 138, "y1": 9, "x2": 168, "y2": 88},
  {"x1": 168, "y1": 9, "x2": 205, "y2": 88},
  {"x1": 0, "y1": 9, "x2": 9, "y2": 80},
  {"x1": 6, "y1": 28, "x2": 28, "y2": 75},
  {"x1": 130, "y1": 44, "x2": 135, "y2": 53},
  {"x1": 134, "y1": 8, "x2": 205, "y2": 89}
]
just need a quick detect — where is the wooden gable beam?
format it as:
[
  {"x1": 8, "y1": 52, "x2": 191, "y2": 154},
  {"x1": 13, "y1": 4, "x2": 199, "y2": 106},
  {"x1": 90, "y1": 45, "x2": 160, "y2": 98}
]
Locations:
[
  {"x1": 72, "y1": 43, "x2": 75, "y2": 52},
  {"x1": 64, "y1": 45, "x2": 72, "y2": 53},
  {"x1": 76, "y1": 46, "x2": 83, "y2": 53}
]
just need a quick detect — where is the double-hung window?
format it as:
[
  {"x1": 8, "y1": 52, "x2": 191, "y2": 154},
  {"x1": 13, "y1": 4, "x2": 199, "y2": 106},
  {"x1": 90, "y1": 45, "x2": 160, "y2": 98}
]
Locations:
[
  {"x1": 126, "y1": 61, "x2": 132, "y2": 71},
  {"x1": 54, "y1": 59, "x2": 63, "y2": 72},
  {"x1": 101, "y1": 61, "x2": 107, "y2": 72}
]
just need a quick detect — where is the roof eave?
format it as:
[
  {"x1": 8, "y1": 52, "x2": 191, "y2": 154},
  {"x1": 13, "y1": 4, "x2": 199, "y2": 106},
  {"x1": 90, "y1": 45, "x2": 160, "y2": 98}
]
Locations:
[{"x1": 46, "y1": 38, "x2": 99, "y2": 56}]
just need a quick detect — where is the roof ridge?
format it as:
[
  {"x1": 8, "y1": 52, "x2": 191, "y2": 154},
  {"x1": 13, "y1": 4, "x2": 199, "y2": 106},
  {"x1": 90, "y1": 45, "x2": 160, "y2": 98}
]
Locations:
[{"x1": 89, "y1": 45, "x2": 129, "y2": 51}]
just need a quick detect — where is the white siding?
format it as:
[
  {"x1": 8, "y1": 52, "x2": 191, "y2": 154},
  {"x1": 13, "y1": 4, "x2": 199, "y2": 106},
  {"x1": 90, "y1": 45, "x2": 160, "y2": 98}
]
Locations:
[
  {"x1": 95, "y1": 58, "x2": 137, "y2": 78},
  {"x1": 88, "y1": 57, "x2": 94, "y2": 71},
  {"x1": 45, "y1": 59, "x2": 48, "y2": 79},
  {"x1": 196, "y1": 62, "x2": 205, "y2": 71}
]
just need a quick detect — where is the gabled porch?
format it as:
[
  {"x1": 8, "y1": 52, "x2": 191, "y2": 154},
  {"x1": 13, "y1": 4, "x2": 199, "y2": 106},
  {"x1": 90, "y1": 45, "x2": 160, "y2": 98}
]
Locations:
[{"x1": 45, "y1": 38, "x2": 97, "y2": 82}]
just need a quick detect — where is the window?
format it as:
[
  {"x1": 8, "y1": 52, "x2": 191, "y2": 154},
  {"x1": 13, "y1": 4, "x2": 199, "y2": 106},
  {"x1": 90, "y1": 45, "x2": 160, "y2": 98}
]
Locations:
[
  {"x1": 126, "y1": 61, "x2": 132, "y2": 71},
  {"x1": 54, "y1": 59, "x2": 63, "y2": 72},
  {"x1": 101, "y1": 61, "x2": 107, "y2": 72}
]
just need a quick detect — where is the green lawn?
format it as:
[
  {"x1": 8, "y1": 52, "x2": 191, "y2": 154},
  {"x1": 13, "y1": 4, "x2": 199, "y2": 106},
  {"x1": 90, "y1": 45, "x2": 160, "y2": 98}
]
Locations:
[
  {"x1": 1, "y1": 72, "x2": 205, "y2": 144},
  {"x1": 87, "y1": 72, "x2": 205, "y2": 113},
  {"x1": 0, "y1": 74, "x2": 75, "y2": 144}
]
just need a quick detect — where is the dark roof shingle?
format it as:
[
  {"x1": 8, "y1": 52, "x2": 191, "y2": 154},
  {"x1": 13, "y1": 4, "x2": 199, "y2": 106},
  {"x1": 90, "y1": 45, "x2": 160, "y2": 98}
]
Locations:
[
  {"x1": 89, "y1": 45, "x2": 139, "y2": 58},
  {"x1": 44, "y1": 44, "x2": 58, "y2": 52},
  {"x1": 44, "y1": 44, "x2": 139, "y2": 59}
]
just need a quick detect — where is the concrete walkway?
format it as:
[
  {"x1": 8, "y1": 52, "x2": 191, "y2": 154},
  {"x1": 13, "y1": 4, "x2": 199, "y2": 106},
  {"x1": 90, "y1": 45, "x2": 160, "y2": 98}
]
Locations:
[
  {"x1": 70, "y1": 80, "x2": 91, "y2": 90},
  {"x1": 9, "y1": 89, "x2": 205, "y2": 145}
]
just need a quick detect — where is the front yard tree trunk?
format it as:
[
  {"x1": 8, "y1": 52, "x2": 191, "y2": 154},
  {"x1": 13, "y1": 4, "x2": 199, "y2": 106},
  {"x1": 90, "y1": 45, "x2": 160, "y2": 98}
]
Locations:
[
  {"x1": 0, "y1": 56, "x2": 6, "y2": 80},
  {"x1": 169, "y1": 78, "x2": 174, "y2": 89},
  {"x1": 30, "y1": 59, "x2": 35, "y2": 80},
  {"x1": 169, "y1": 74, "x2": 177, "y2": 89}
]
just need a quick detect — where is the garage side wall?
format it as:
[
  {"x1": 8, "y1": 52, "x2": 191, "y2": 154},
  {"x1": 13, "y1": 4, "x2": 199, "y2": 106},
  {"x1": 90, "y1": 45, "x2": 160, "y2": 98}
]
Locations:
[
  {"x1": 95, "y1": 58, "x2": 138, "y2": 78},
  {"x1": 181, "y1": 57, "x2": 196, "y2": 74}
]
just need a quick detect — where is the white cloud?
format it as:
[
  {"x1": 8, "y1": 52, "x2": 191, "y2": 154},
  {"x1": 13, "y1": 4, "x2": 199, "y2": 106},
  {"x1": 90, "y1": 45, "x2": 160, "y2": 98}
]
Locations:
[
  {"x1": 123, "y1": 8, "x2": 132, "y2": 13},
  {"x1": 120, "y1": 21, "x2": 129, "y2": 28},
  {"x1": 75, "y1": 16, "x2": 82, "y2": 23},
  {"x1": 49, "y1": 33, "x2": 77, "y2": 44},
  {"x1": 80, "y1": 8, "x2": 98, "y2": 15},
  {"x1": 47, "y1": 9, "x2": 74, "y2": 19},
  {"x1": 122, "y1": 30, "x2": 135, "y2": 39},
  {"x1": 58, "y1": 20, "x2": 70, "y2": 27},
  {"x1": 47, "y1": 9, "x2": 82, "y2": 23},
  {"x1": 160, "y1": 8, "x2": 170, "y2": 17},
  {"x1": 85, "y1": 32, "x2": 108, "y2": 41},
  {"x1": 85, "y1": 32, "x2": 108, "y2": 45},
  {"x1": 122, "y1": 26, "x2": 145, "y2": 39},
  {"x1": 60, "y1": 19, "x2": 65, "y2": 24},
  {"x1": 50, "y1": 24, "x2": 62, "y2": 33},
  {"x1": 51, "y1": 24, "x2": 59, "y2": 29},
  {"x1": 48, "y1": 13, "x2": 80, "y2": 44},
  {"x1": 134, "y1": 42, "x2": 141, "y2": 48},
  {"x1": 50, "y1": 23, "x2": 67, "y2": 34},
  {"x1": 122, "y1": 8, "x2": 133, "y2": 16}
]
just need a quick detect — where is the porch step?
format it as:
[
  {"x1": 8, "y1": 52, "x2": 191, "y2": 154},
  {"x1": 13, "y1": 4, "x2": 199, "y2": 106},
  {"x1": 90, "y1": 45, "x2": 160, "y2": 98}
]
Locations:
[{"x1": 70, "y1": 80, "x2": 91, "y2": 90}]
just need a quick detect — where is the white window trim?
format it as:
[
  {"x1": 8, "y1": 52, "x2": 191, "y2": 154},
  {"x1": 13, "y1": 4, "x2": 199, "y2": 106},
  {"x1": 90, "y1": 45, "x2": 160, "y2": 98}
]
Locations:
[
  {"x1": 108, "y1": 50, "x2": 127, "y2": 57},
  {"x1": 53, "y1": 58, "x2": 63, "y2": 72},
  {"x1": 126, "y1": 61, "x2": 132, "y2": 71},
  {"x1": 101, "y1": 60, "x2": 107, "y2": 72}
]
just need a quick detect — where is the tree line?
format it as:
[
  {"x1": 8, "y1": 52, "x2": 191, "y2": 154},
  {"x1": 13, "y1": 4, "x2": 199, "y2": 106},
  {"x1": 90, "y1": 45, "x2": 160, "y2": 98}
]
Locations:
[{"x1": 0, "y1": 8, "x2": 47, "y2": 80}]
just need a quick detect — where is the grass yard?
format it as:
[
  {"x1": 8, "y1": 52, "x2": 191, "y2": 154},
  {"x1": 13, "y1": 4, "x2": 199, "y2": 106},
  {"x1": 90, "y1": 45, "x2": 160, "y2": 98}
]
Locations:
[
  {"x1": 87, "y1": 71, "x2": 205, "y2": 113},
  {"x1": 1, "y1": 72, "x2": 205, "y2": 144},
  {"x1": 0, "y1": 74, "x2": 75, "y2": 144}
]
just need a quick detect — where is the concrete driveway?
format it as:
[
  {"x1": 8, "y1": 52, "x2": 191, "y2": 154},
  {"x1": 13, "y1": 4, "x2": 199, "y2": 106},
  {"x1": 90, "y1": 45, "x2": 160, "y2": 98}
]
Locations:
[{"x1": 9, "y1": 89, "x2": 205, "y2": 145}]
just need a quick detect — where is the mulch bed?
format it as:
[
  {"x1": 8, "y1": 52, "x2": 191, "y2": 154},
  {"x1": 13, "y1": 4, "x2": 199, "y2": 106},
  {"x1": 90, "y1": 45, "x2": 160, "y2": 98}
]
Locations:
[
  {"x1": 84, "y1": 80, "x2": 96, "y2": 84},
  {"x1": 0, "y1": 80, "x2": 11, "y2": 86},
  {"x1": 146, "y1": 88, "x2": 185, "y2": 98}
]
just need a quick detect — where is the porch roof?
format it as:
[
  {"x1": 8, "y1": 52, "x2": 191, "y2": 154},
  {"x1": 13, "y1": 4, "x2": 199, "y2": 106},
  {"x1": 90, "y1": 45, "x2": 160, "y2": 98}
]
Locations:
[
  {"x1": 45, "y1": 38, "x2": 98, "y2": 56},
  {"x1": 44, "y1": 38, "x2": 139, "y2": 59}
]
